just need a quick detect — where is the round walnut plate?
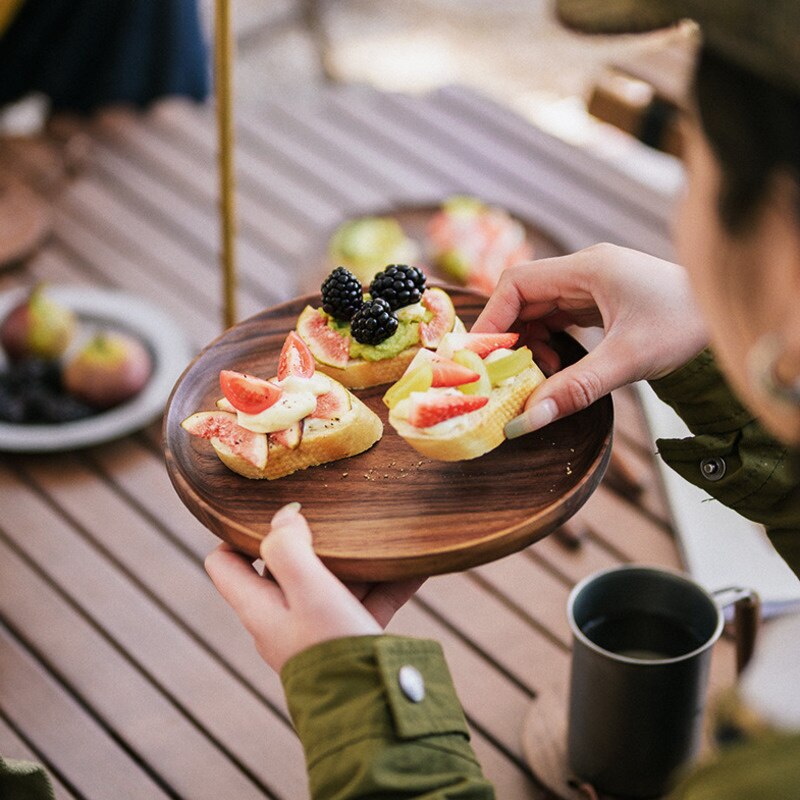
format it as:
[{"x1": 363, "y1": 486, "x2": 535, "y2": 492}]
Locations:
[{"x1": 163, "y1": 288, "x2": 612, "y2": 581}]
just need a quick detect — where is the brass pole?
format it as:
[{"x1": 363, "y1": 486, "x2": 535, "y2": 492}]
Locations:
[{"x1": 215, "y1": 0, "x2": 237, "y2": 329}]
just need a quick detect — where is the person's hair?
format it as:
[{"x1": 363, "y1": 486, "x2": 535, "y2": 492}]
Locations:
[{"x1": 694, "y1": 45, "x2": 800, "y2": 234}]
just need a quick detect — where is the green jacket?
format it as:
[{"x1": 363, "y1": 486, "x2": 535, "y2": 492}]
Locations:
[{"x1": 650, "y1": 348, "x2": 800, "y2": 569}]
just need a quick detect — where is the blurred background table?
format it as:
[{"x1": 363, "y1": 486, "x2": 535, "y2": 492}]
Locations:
[{"x1": 0, "y1": 85, "x2": 735, "y2": 799}]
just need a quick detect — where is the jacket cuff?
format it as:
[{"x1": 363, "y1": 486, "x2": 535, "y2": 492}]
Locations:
[
  {"x1": 281, "y1": 635, "x2": 470, "y2": 768},
  {"x1": 648, "y1": 348, "x2": 755, "y2": 435}
]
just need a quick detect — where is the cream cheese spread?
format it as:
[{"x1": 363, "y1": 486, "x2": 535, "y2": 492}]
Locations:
[{"x1": 236, "y1": 372, "x2": 331, "y2": 433}]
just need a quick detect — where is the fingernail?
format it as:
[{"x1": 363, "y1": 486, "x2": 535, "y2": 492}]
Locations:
[
  {"x1": 272, "y1": 501, "x2": 302, "y2": 525},
  {"x1": 505, "y1": 398, "x2": 558, "y2": 439}
]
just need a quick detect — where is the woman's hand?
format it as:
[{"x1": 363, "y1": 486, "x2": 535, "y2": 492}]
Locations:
[
  {"x1": 205, "y1": 503, "x2": 423, "y2": 673},
  {"x1": 472, "y1": 243, "x2": 709, "y2": 437}
]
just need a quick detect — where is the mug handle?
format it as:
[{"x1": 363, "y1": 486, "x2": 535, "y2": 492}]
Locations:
[{"x1": 712, "y1": 587, "x2": 761, "y2": 675}]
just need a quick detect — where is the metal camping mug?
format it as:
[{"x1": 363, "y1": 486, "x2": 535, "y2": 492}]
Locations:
[{"x1": 566, "y1": 565, "x2": 759, "y2": 799}]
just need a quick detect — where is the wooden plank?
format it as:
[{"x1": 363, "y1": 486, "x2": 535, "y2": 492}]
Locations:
[
  {"x1": 418, "y1": 571, "x2": 570, "y2": 691},
  {"x1": 530, "y1": 534, "x2": 621, "y2": 587},
  {"x1": 94, "y1": 112, "x2": 311, "y2": 262},
  {"x1": 436, "y1": 85, "x2": 676, "y2": 225},
  {"x1": 247, "y1": 99, "x2": 446, "y2": 203},
  {"x1": 472, "y1": 555, "x2": 575, "y2": 649},
  {"x1": 581, "y1": 485, "x2": 680, "y2": 567},
  {"x1": 0, "y1": 461, "x2": 305, "y2": 799},
  {"x1": 377, "y1": 91, "x2": 674, "y2": 259},
  {"x1": 84, "y1": 139, "x2": 296, "y2": 303},
  {"x1": 0, "y1": 715, "x2": 79, "y2": 800},
  {"x1": 59, "y1": 178, "x2": 265, "y2": 320},
  {"x1": 470, "y1": 727, "x2": 549, "y2": 799},
  {"x1": 153, "y1": 102, "x2": 342, "y2": 231},
  {"x1": 88, "y1": 436, "x2": 219, "y2": 561},
  {"x1": 0, "y1": 566, "x2": 175, "y2": 800}
]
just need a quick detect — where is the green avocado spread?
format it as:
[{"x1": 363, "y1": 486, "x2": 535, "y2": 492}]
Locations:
[{"x1": 324, "y1": 301, "x2": 430, "y2": 361}]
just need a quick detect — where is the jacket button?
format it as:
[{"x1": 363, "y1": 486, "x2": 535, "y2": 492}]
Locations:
[
  {"x1": 398, "y1": 665, "x2": 425, "y2": 702},
  {"x1": 700, "y1": 456, "x2": 726, "y2": 481}
]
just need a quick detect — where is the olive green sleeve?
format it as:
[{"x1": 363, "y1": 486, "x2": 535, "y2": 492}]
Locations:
[
  {"x1": 280, "y1": 635, "x2": 495, "y2": 799},
  {"x1": 649, "y1": 349, "x2": 800, "y2": 574},
  {"x1": 667, "y1": 732, "x2": 800, "y2": 800},
  {"x1": 0, "y1": 756, "x2": 56, "y2": 800}
]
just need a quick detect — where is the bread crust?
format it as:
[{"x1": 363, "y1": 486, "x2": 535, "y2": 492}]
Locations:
[
  {"x1": 211, "y1": 391, "x2": 382, "y2": 479},
  {"x1": 313, "y1": 347, "x2": 420, "y2": 389},
  {"x1": 389, "y1": 365, "x2": 545, "y2": 461}
]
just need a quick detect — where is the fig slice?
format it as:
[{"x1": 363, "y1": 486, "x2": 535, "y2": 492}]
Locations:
[
  {"x1": 418, "y1": 288, "x2": 456, "y2": 348},
  {"x1": 296, "y1": 306, "x2": 350, "y2": 369},
  {"x1": 269, "y1": 421, "x2": 303, "y2": 451},
  {"x1": 181, "y1": 410, "x2": 267, "y2": 470},
  {"x1": 310, "y1": 380, "x2": 351, "y2": 420}
]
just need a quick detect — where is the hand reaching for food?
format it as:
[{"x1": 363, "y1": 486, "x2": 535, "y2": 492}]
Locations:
[{"x1": 472, "y1": 244, "x2": 709, "y2": 436}]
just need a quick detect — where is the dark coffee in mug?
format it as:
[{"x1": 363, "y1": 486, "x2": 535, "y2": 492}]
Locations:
[
  {"x1": 581, "y1": 610, "x2": 707, "y2": 661},
  {"x1": 567, "y1": 566, "x2": 726, "y2": 799}
]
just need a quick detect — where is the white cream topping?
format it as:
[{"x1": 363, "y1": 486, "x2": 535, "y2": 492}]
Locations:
[{"x1": 236, "y1": 373, "x2": 331, "y2": 433}]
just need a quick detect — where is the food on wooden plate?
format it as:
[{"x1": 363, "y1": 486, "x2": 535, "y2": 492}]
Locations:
[
  {"x1": 295, "y1": 265, "x2": 464, "y2": 389},
  {"x1": 328, "y1": 216, "x2": 420, "y2": 284},
  {"x1": 426, "y1": 196, "x2": 534, "y2": 295},
  {"x1": 0, "y1": 284, "x2": 77, "y2": 361},
  {"x1": 181, "y1": 331, "x2": 383, "y2": 479},
  {"x1": 64, "y1": 332, "x2": 153, "y2": 410},
  {"x1": 384, "y1": 331, "x2": 546, "y2": 461}
]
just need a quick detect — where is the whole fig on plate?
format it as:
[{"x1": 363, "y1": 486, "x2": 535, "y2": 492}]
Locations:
[
  {"x1": 64, "y1": 332, "x2": 153, "y2": 410},
  {"x1": 1, "y1": 285, "x2": 77, "y2": 361}
]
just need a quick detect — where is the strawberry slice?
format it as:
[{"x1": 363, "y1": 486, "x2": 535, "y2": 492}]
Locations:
[
  {"x1": 429, "y1": 353, "x2": 479, "y2": 387},
  {"x1": 278, "y1": 331, "x2": 315, "y2": 380},
  {"x1": 437, "y1": 332, "x2": 519, "y2": 360},
  {"x1": 220, "y1": 370, "x2": 282, "y2": 415},
  {"x1": 408, "y1": 394, "x2": 488, "y2": 427}
]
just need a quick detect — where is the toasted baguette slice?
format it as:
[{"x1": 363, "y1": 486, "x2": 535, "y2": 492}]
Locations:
[
  {"x1": 389, "y1": 366, "x2": 545, "y2": 461},
  {"x1": 311, "y1": 316, "x2": 467, "y2": 389},
  {"x1": 186, "y1": 388, "x2": 382, "y2": 480},
  {"x1": 313, "y1": 346, "x2": 418, "y2": 389}
]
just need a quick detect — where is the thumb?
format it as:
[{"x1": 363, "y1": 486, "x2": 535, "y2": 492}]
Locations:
[
  {"x1": 260, "y1": 503, "x2": 342, "y2": 610},
  {"x1": 505, "y1": 343, "x2": 628, "y2": 438}
]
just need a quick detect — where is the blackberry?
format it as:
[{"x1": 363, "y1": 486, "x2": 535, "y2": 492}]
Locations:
[
  {"x1": 350, "y1": 298, "x2": 398, "y2": 345},
  {"x1": 321, "y1": 267, "x2": 364, "y2": 321},
  {"x1": 369, "y1": 264, "x2": 426, "y2": 310}
]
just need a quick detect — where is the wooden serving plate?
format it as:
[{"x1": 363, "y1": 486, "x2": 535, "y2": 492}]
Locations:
[{"x1": 163, "y1": 288, "x2": 612, "y2": 581}]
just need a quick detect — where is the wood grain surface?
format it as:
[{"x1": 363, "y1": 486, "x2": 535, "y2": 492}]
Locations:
[{"x1": 164, "y1": 288, "x2": 613, "y2": 580}]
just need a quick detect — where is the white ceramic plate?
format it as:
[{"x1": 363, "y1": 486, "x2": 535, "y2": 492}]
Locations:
[{"x1": 0, "y1": 286, "x2": 193, "y2": 452}]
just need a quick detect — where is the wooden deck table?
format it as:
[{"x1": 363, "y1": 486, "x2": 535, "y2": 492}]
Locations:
[{"x1": 0, "y1": 86, "x2": 735, "y2": 799}]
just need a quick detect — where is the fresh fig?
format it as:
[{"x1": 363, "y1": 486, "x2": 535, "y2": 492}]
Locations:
[
  {"x1": 63, "y1": 332, "x2": 153, "y2": 410},
  {"x1": 296, "y1": 305, "x2": 350, "y2": 369},
  {"x1": 1, "y1": 285, "x2": 77, "y2": 361},
  {"x1": 418, "y1": 287, "x2": 456, "y2": 348}
]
